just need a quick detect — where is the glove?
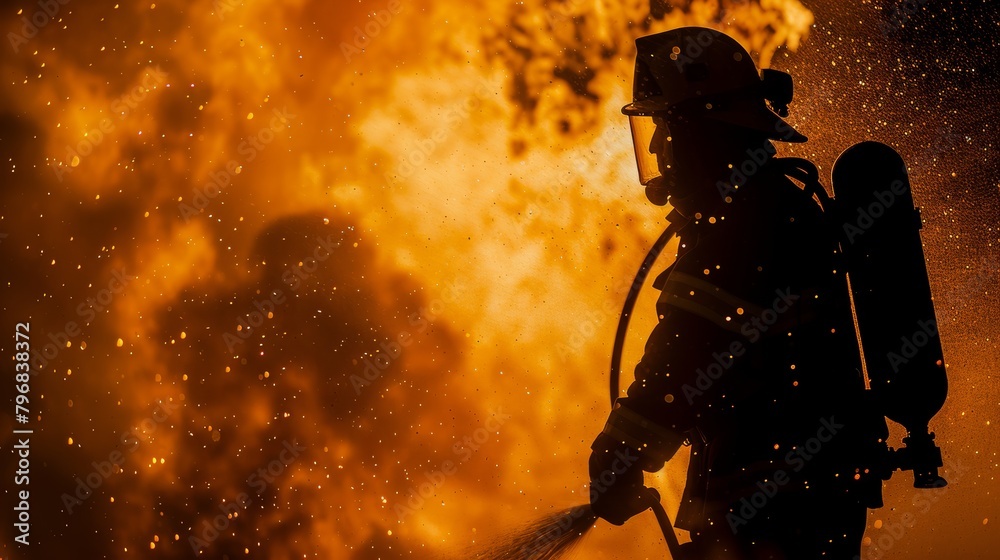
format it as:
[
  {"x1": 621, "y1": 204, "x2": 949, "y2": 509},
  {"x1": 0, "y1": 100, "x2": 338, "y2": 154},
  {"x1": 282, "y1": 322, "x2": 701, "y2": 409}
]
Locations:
[{"x1": 588, "y1": 432, "x2": 658, "y2": 525}]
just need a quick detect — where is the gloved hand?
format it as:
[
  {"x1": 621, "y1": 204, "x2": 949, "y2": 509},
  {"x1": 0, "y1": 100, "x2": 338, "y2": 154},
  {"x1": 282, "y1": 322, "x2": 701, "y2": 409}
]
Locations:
[{"x1": 588, "y1": 432, "x2": 658, "y2": 525}]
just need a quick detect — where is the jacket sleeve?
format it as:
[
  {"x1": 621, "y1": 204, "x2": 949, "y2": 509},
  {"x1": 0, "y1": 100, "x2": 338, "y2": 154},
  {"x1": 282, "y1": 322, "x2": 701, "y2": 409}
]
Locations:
[{"x1": 603, "y1": 252, "x2": 771, "y2": 468}]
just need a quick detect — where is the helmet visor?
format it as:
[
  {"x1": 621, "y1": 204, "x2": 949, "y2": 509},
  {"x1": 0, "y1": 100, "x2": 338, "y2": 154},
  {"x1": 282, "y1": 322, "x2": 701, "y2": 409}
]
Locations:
[{"x1": 628, "y1": 115, "x2": 673, "y2": 186}]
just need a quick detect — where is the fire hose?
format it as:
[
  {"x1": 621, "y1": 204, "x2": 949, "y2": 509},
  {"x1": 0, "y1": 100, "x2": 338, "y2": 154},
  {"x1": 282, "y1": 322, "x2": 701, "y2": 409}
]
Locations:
[{"x1": 609, "y1": 216, "x2": 687, "y2": 557}]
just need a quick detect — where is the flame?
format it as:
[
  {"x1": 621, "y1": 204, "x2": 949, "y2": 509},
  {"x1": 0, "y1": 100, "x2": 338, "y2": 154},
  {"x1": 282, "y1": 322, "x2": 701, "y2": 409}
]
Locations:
[{"x1": 7, "y1": 0, "x2": 985, "y2": 559}]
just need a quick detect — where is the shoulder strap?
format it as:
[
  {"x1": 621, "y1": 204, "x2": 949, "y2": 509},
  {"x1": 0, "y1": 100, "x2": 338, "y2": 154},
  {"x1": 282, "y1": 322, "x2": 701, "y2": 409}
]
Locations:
[{"x1": 773, "y1": 157, "x2": 831, "y2": 212}]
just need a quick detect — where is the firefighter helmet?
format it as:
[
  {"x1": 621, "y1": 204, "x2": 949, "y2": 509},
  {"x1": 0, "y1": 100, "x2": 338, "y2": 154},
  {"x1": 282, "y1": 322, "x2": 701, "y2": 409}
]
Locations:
[{"x1": 624, "y1": 27, "x2": 806, "y2": 191}]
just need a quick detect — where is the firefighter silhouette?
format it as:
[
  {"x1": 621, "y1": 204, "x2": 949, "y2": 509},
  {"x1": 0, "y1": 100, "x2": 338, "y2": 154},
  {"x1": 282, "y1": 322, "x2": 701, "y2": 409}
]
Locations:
[{"x1": 589, "y1": 27, "x2": 948, "y2": 559}]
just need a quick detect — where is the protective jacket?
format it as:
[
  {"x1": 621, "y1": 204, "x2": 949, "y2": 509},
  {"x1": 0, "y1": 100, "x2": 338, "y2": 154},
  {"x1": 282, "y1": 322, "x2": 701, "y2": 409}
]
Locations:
[{"x1": 602, "y1": 158, "x2": 888, "y2": 532}]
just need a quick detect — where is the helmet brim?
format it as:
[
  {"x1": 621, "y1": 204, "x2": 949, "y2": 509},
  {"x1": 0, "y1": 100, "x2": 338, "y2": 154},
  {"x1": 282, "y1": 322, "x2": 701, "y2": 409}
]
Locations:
[
  {"x1": 704, "y1": 97, "x2": 808, "y2": 143},
  {"x1": 621, "y1": 96, "x2": 673, "y2": 116}
]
